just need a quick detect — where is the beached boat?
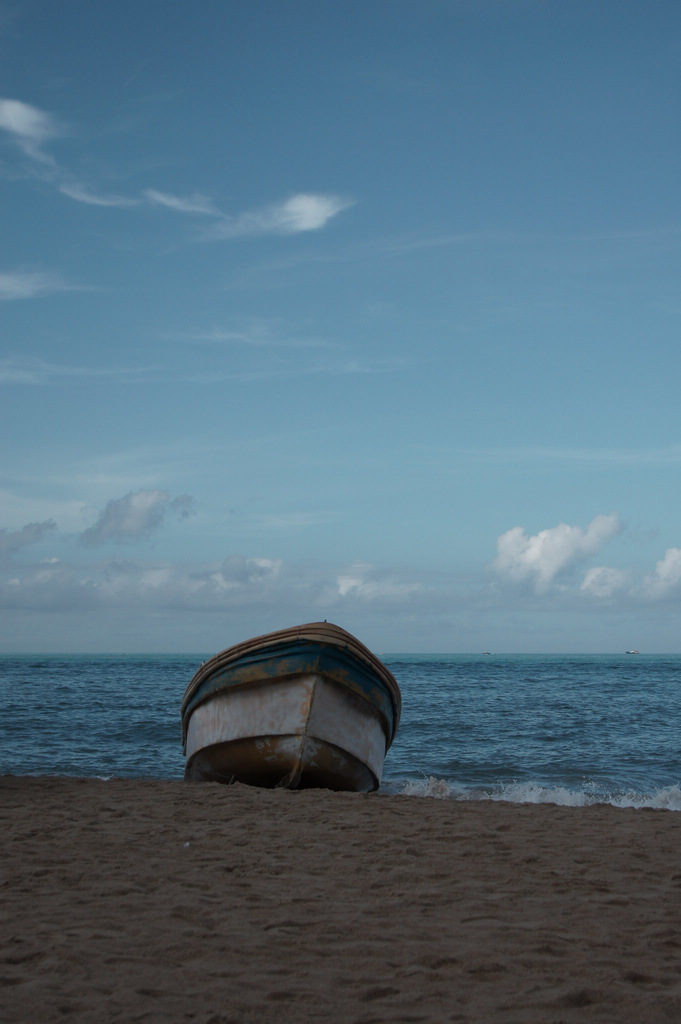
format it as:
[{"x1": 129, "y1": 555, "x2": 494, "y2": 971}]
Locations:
[{"x1": 181, "y1": 622, "x2": 401, "y2": 791}]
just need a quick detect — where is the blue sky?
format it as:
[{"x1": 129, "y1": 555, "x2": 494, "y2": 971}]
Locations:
[{"x1": 1, "y1": 0, "x2": 680, "y2": 652}]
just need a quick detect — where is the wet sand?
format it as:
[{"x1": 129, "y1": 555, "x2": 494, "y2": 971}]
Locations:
[{"x1": 2, "y1": 776, "x2": 681, "y2": 1023}]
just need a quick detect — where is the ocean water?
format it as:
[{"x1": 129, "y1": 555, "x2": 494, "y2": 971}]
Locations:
[{"x1": 1, "y1": 653, "x2": 680, "y2": 810}]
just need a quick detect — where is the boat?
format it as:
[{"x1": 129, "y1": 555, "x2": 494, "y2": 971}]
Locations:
[{"x1": 181, "y1": 622, "x2": 401, "y2": 792}]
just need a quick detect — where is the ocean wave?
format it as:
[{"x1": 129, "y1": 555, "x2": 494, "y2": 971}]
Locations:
[{"x1": 392, "y1": 776, "x2": 681, "y2": 811}]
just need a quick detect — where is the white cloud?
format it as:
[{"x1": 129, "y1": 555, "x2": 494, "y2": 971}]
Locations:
[
  {"x1": 4, "y1": 514, "x2": 681, "y2": 650},
  {"x1": 580, "y1": 566, "x2": 629, "y2": 598},
  {"x1": 209, "y1": 556, "x2": 282, "y2": 591},
  {"x1": 1, "y1": 98, "x2": 352, "y2": 241},
  {"x1": 0, "y1": 358, "x2": 147, "y2": 384},
  {"x1": 211, "y1": 193, "x2": 353, "y2": 238},
  {"x1": 79, "y1": 489, "x2": 193, "y2": 547},
  {"x1": 0, "y1": 98, "x2": 54, "y2": 139},
  {"x1": 0, "y1": 520, "x2": 56, "y2": 559},
  {"x1": 165, "y1": 321, "x2": 333, "y2": 351},
  {"x1": 0, "y1": 98, "x2": 134, "y2": 206},
  {"x1": 268, "y1": 194, "x2": 353, "y2": 232},
  {"x1": 0, "y1": 552, "x2": 289, "y2": 614},
  {"x1": 642, "y1": 548, "x2": 681, "y2": 599},
  {"x1": 337, "y1": 562, "x2": 421, "y2": 602},
  {"x1": 144, "y1": 189, "x2": 218, "y2": 215},
  {"x1": 0, "y1": 97, "x2": 58, "y2": 161},
  {"x1": 97, "y1": 560, "x2": 176, "y2": 597},
  {"x1": 0, "y1": 271, "x2": 70, "y2": 301},
  {"x1": 145, "y1": 189, "x2": 353, "y2": 235},
  {"x1": 493, "y1": 513, "x2": 622, "y2": 593},
  {"x1": 59, "y1": 182, "x2": 138, "y2": 207},
  {"x1": 0, "y1": 548, "x2": 425, "y2": 623}
]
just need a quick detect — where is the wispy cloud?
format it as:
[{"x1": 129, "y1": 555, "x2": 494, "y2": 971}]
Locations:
[
  {"x1": 0, "y1": 348, "x2": 390, "y2": 389},
  {"x1": 143, "y1": 189, "x2": 356, "y2": 242},
  {"x1": 0, "y1": 271, "x2": 72, "y2": 301},
  {"x1": 518, "y1": 445, "x2": 681, "y2": 466},
  {"x1": 2, "y1": 98, "x2": 353, "y2": 238},
  {"x1": 59, "y1": 182, "x2": 138, "y2": 208},
  {"x1": 0, "y1": 96, "x2": 127, "y2": 204},
  {"x1": 209, "y1": 556, "x2": 282, "y2": 591},
  {"x1": 163, "y1": 318, "x2": 333, "y2": 350},
  {"x1": 181, "y1": 355, "x2": 402, "y2": 386},
  {"x1": 0, "y1": 519, "x2": 56, "y2": 559},
  {"x1": 79, "y1": 489, "x2": 194, "y2": 547},
  {"x1": 144, "y1": 189, "x2": 219, "y2": 215},
  {"x1": 0, "y1": 97, "x2": 59, "y2": 163},
  {"x1": 147, "y1": 189, "x2": 356, "y2": 235},
  {"x1": 208, "y1": 193, "x2": 354, "y2": 238},
  {"x1": 0, "y1": 358, "x2": 148, "y2": 385},
  {"x1": 337, "y1": 562, "x2": 422, "y2": 602},
  {"x1": 416, "y1": 442, "x2": 681, "y2": 468}
]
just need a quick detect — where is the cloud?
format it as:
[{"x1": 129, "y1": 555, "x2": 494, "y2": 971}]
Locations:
[
  {"x1": 69, "y1": 187, "x2": 352, "y2": 231},
  {"x1": 0, "y1": 97, "x2": 131, "y2": 205},
  {"x1": 1, "y1": 98, "x2": 352, "y2": 240},
  {"x1": 580, "y1": 566, "x2": 630, "y2": 599},
  {"x1": 642, "y1": 548, "x2": 681, "y2": 600},
  {"x1": 144, "y1": 189, "x2": 219, "y2": 215},
  {"x1": 0, "y1": 97, "x2": 58, "y2": 161},
  {"x1": 266, "y1": 194, "x2": 353, "y2": 232},
  {"x1": 59, "y1": 183, "x2": 352, "y2": 228},
  {"x1": 0, "y1": 519, "x2": 56, "y2": 559},
  {"x1": 0, "y1": 549, "x2": 428, "y2": 622},
  {"x1": 171, "y1": 494, "x2": 195, "y2": 519},
  {"x1": 164, "y1": 319, "x2": 334, "y2": 351},
  {"x1": 337, "y1": 562, "x2": 422, "y2": 602},
  {"x1": 0, "y1": 553, "x2": 287, "y2": 614},
  {"x1": 209, "y1": 556, "x2": 282, "y2": 591},
  {"x1": 146, "y1": 189, "x2": 353, "y2": 235},
  {"x1": 0, "y1": 357, "x2": 148, "y2": 384},
  {"x1": 79, "y1": 489, "x2": 193, "y2": 547},
  {"x1": 0, "y1": 98, "x2": 55, "y2": 140},
  {"x1": 210, "y1": 193, "x2": 353, "y2": 238},
  {"x1": 0, "y1": 98, "x2": 130, "y2": 205},
  {"x1": 59, "y1": 182, "x2": 138, "y2": 207},
  {"x1": 493, "y1": 513, "x2": 622, "y2": 593},
  {"x1": 0, "y1": 271, "x2": 70, "y2": 301}
]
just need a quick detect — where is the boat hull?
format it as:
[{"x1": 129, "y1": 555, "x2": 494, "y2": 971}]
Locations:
[{"x1": 181, "y1": 623, "x2": 401, "y2": 791}]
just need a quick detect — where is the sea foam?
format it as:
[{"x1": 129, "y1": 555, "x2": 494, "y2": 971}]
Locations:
[{"x1": 395, "y1": 776, "x2": 681, "y2": 811}]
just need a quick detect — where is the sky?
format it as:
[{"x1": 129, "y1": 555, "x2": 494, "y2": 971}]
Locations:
[{"x1": 1, "y1": 0, "x2": 680, "y2": 653}]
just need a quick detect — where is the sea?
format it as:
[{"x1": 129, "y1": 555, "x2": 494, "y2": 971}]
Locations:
[{"x1": 2, "y1": 653, "x2": 681, "y2": 811}]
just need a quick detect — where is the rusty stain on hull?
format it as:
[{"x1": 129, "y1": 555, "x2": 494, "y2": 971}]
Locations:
[{"x1": 181, "y1": 622, "x2": 401, "y2": 792}]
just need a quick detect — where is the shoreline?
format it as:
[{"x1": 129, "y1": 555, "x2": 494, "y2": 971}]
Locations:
[
  {"x1": 3, "y1": 776, "x2": 681, "y2": 1022},
  {"x1": 4, "y1": 771, "x2": 681, "y2": 812}
]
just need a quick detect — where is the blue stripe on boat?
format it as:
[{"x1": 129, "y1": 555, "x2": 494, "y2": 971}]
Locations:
[{"x1": 181, "y1": 638, "x2": 399, "y2": 751}]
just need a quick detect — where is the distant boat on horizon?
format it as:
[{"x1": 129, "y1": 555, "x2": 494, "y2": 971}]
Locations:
[{"x1": 625, "y1": 650, "x2": 640, "y2": 654}]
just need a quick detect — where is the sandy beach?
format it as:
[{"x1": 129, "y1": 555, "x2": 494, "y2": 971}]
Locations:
[{"x1": 2, "y1": 777, "x2": 681, "y2": 1023}]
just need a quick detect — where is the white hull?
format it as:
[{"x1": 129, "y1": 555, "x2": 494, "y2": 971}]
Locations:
[{"x1": 185, "y1": 672, "x2": 388, "y2": 790}]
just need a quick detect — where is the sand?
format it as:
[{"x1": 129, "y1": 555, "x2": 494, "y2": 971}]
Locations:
[{"x1": 2, "y1": 777, "x2": 681, "y2": 1023}]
